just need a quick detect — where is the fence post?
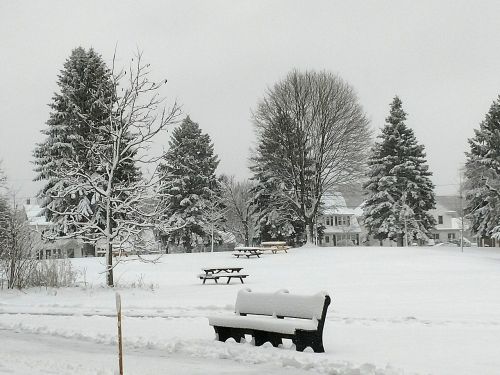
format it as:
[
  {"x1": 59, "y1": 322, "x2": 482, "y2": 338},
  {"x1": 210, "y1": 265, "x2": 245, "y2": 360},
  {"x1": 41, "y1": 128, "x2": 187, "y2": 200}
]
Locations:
[{"x1": 116, "y1": 292, "x2": 124, "y2": 375}]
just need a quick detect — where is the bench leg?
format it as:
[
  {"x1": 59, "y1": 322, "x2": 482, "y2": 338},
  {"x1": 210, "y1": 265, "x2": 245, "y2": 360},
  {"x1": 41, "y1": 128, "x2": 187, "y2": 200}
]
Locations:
[
  {"x1": 294, "y1": 330, "x2": 325, "y2": 353},
  {"x1": 239, "y1": 277, "x2": 244, "y2": 284},
  {"x1": 214, "y1": 326, "x2": 244, "y2": 343},
  {"x1": 203, "y1": 278, "x2": 207, "y2": 284},
  {"x1": 268, "y1": 333, "x2": 282, "y2": 348},
  {"x1": 253, "y1": 331, "x2": 282, "y2": 347},
  {"x1": 253, "y1": 331, "x2": 267, "y2": 346},
  {"x1": 226, "y1": 277, "x2": 231, "y2": 284}
]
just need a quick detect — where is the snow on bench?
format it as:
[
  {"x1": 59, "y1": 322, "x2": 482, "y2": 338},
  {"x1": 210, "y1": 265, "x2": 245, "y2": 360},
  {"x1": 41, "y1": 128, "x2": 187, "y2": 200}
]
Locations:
[{"x1": 208, "y1": 289, "x2": 331, "y2": 352}]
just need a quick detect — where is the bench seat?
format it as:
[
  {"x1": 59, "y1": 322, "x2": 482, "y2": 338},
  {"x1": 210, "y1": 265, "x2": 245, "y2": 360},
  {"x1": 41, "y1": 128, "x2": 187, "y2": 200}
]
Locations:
[
  {"x1": 208, "y1": 315, "x2": 317, "y2": 335},
  {"x1": 199, "y1": 273, "x2": 248, "y2": 284},
  {"x1": 232, "y1": 252, "x2": 263, "y2": 258}
]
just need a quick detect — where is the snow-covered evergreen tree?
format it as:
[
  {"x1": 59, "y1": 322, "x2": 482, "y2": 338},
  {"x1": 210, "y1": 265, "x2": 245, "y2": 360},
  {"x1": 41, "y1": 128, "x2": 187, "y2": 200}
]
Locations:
[
  {"x1": 363, "y1": 96, "x2": 436, "y2": 245},
  {"x1": 249, "y1": 165, "x2": 303, "y2": 243},
  {"x1": 33, "y1": 47, "x2": 140, "y2": 233},
  {"x1": 464, "y1": 96, "x2": 500, "y2": 239},
  {"x1": 33, "y1": 50, "x2": 180, "y2": 286},
  {"x1": 159, "y1": 116, "x2": 220, "y2": 252}
]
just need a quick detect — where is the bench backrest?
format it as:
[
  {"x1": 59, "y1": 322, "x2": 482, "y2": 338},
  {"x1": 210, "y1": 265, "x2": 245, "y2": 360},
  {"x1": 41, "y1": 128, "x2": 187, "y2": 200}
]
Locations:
[{"x1": 235, "y1": 289, "x2": 329, "y2": 321}]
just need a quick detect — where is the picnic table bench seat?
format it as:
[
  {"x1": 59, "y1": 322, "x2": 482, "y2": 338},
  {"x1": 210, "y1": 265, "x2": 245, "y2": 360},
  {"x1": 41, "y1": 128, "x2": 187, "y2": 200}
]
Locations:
[
  {"x1": 232, "y1": 251, "x2": 263, "y2": 258},
  {"x1": 208, "y1": 289, "x2": 331, "y2": 352},
  {"x1": 198, "y1": 272, "x2": 248, "y2": 284}
]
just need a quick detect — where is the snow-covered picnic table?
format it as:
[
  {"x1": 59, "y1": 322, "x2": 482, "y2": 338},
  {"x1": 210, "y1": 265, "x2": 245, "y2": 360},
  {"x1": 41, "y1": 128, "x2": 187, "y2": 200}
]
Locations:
[
  {"x1": 233, "y1": 247, "x2": 264, "y2": 258},
  {"x1": 198, "y1": 267, "x2": 248, "y2": 284},
  {"x1": 260, "y1": 241, "x2": 290, "y2": 253}
]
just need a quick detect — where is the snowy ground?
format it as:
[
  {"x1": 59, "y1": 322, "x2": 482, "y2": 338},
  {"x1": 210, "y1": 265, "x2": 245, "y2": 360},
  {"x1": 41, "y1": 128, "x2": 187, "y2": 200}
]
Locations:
[{"x1": 1, "y1": 246, "x2": 500, "y2": 375}]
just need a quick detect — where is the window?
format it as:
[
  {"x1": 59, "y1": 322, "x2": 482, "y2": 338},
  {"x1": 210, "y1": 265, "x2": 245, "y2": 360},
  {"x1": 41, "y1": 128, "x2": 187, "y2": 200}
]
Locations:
[
  {"x1": 448, "y1": 233, "x2": 456, "y2": 240},
  {"x1": 438, "y1": 215, "x2": 443, "y2": 224},
  {"x1": 335, "y1": 216, "x2": 351, "y2": 226},
  {"x1": 325, "y1": 236, "x2": 329, "y2": 243},
  {"x1": 433, "y1": 233, "x2": 440, "y2": 240}
]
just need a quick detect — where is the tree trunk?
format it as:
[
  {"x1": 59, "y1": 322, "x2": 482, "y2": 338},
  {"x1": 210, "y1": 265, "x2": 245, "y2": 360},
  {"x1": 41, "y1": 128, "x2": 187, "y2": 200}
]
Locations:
[
  {"x1": 397, "y1": 233, "x2": 404, "y2": 247},
  {"x1": 106, "y1": 200, "x2": 114, "y2": 287},
  {"x1": 305, "y1": 219, "x2": 314, "y2": 245},
  {"x1": 243, "y1": 221, "x2": 249, "y2": 246}
]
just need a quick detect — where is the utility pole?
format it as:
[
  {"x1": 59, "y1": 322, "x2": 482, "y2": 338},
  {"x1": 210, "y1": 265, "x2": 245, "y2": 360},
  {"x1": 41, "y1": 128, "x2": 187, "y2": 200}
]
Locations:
[
  {"x1": 402, "y1": 191, "x2": 408, "y2": 247},
  {"x1": 404, "y1": 214, "x2": 408, "y2": 247},
  {"x1": 459, "y1": 172, "x2": 464, "y2": 253}
]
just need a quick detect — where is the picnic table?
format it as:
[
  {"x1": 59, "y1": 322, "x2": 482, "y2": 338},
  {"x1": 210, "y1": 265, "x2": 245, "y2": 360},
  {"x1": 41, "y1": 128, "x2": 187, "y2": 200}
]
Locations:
[
  {"x1": 260, "y1": 241, "x2": 290, "y2": 253},
  {"x1": 233, "y1": 246, "x2": 264, "y2": 258},
  {"x1": 199, "y1": 267, "x2": 248, "y2": 284}
]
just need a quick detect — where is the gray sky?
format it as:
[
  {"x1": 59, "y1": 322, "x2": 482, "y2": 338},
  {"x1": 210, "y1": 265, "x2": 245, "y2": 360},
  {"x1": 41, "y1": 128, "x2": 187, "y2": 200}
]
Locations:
[{"x1": 1, "y1": 0, "x2": 500, "y2": 200}]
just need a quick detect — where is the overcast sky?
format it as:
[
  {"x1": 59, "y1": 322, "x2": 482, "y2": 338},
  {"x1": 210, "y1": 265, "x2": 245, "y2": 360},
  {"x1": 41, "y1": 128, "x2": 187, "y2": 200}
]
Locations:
[{"x1": 1, "y1": 0, "x2": 500, "y2": 200}]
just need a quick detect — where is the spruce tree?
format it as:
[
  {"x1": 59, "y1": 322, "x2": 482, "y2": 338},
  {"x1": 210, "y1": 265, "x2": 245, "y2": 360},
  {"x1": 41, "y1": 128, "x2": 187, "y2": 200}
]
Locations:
[
  {"x1": 464, "y1": 96, "x2": 500, "y2": 239},
  {"x1": 363, "y1": 96, "x2": 436, "y2": 246},
  {"x1": 33, "y1": 47, "x2": 140, "y2": 233},
  {"x1": 159, "y1": 116, "x2": 220, "y2": 252}
]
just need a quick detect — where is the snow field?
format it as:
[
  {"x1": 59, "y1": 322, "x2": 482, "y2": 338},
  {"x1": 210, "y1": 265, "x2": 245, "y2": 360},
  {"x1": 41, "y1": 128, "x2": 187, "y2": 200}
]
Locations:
[{"x1": 1, "y1": 246, "x2": 500, "y2": 374}]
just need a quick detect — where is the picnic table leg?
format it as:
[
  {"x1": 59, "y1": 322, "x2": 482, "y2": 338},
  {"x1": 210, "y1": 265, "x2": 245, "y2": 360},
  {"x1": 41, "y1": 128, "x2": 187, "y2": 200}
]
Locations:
[
  {"x1": 226, "y1": 276, "x2": 231, "y2": 284},
  {"x1": 203, "y1": 278, "x2": 207, "y2": 285},
  {"x1": 239, "y1": 277, "x2": 244, "y2": 284},
  {"x1": 214, "y1": 278, "x2": 218, "y2": 284}
]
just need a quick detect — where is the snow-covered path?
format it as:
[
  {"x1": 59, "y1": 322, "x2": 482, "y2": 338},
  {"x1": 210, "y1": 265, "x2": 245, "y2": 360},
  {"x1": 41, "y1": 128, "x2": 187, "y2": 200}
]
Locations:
[
  {"x1": 0, "y1": 328, "x2": 315, "y2": 375},
  {"x1": 1, "y1": 246, "x2": 500, "y2": 374}
]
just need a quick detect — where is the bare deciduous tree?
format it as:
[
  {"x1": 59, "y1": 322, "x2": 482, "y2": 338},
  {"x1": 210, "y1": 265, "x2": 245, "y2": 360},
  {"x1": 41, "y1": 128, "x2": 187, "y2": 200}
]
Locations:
[
  {"x1": 252, "y1": 70, "x2": 371, "y2": 244},
  {"x1": 43, "y1": 52, "x2": 181, "y2": 286},
  {"x1": 221, "y1": 176, "x2": 256, "y2": 246}
]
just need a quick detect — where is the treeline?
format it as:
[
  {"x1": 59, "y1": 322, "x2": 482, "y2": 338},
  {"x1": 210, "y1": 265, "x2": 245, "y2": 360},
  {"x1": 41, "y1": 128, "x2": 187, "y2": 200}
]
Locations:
[{"x1": 2, "y1": 45, "x2": 499, "y2": 287}]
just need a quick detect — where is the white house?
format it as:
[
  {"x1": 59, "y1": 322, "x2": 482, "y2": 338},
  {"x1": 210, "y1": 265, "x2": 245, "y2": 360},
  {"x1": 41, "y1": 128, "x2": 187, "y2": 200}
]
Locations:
[
  {"x1": 429, "y1": 196, "x2": 470, "y2": 244},
  {"x1": 319, "y1": 192, "x2": 363, "y2": 246},
  {"x1": 23, "y1": 199, "x2": 89, "y2": 258}
]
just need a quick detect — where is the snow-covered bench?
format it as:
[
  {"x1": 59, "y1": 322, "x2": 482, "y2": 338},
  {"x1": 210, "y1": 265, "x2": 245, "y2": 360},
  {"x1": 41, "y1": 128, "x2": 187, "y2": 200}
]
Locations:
[
  {"x1": 208, "y1": 289, "x2": 331, "y2": 352},
  {"x1": 260, "y1": 241, "x2": 290, "y2": 253}
]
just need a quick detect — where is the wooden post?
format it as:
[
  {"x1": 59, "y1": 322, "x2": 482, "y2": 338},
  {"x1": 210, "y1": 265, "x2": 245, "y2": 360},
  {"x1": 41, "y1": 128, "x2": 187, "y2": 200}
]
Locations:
[{"x1": 116, "y1": 292, "x2": 123, "y2": 375}]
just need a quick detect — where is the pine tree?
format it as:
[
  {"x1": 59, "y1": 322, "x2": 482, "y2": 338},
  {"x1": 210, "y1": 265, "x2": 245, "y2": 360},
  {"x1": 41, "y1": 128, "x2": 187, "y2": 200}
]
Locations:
[
  {"x1": 159, "y1": 116, "x2": 220, "y2": 252},
  {"x1": 363, "y1": 96, "x2": 436, "y2": 245},
  {"x1": 33, "y1": 47, "x2": 140, "y2": 233},
  {"x1": 464, "y1": 96, "x2": 500, "y2": 239},
  {"x1": 250, "y1": 164, "x2": 303, "y2": 244}
]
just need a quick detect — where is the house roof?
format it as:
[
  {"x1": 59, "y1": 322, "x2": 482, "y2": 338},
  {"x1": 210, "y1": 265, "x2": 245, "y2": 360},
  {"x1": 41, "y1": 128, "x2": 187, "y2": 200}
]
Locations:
[
  {"x1": 436, "y1": 195, "x2": 463, "y2": 213},
  {"x1": 23, "y1": 204, "x2": 50, "y2": 226},
  {"x1": 321, "y1": 189, "x2": 365, "y2": 216}
]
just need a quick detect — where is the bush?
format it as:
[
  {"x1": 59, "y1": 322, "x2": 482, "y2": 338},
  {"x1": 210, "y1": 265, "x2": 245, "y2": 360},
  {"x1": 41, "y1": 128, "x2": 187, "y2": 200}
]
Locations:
[{"x1": 29, "y1": 258, "x2": 78, "y2": 288}]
